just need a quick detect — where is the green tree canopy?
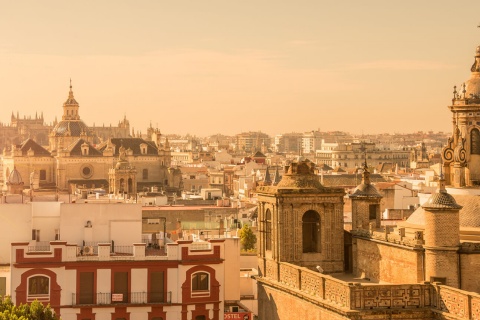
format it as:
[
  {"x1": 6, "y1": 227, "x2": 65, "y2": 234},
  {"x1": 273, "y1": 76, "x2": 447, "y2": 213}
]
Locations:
[
  {"x1": 0, "y1": 297, "x2": 57, "y2": 320},
  {"x1": 239, "y1": 224, "x2": 257, "y2": 252}
]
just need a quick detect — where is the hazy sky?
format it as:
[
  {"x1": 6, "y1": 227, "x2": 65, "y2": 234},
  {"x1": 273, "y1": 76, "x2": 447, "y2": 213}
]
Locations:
[{"x1": 1, "y1": 1, "x2": 479, "y2": 137}]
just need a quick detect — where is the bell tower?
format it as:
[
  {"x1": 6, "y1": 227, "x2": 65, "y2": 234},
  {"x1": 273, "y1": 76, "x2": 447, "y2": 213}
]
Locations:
[
  {"x1": 443, "y1": 45, "x2": 480, "y2": 186},
  {"x1": 349, "y1": 161, "x2": 382, "y2": 231},
  {"x1": 256, "y1": 159, "x2": 345, "y2": 274},
  {"x1": 62, "y1": 79, "x2": 81, "y2": 121}
]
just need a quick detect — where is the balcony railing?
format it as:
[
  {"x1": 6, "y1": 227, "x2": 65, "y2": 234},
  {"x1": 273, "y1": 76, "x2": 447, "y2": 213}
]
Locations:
[
  {"x1": 28, "y1": 241, "x2": 51, "y2": 252},
  {"x1": 71, "y1": 291, "x2": 172, "y2": 306}
]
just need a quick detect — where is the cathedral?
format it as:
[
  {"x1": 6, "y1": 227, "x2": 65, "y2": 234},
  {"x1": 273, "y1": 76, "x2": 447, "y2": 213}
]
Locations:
[
  {"x1": 1, "y1": 82, "x2": 182, "y2": 195},
  {"x1": 254, "y1": 43, "x2": 480, "y2": 320}
]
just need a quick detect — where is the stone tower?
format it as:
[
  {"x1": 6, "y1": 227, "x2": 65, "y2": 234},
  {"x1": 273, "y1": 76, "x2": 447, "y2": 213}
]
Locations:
[
  {"x1": 349, "y1": 162, "x2": 382, "y2": 231},
  {"x1": 443, "y1": 45, "x2": 480, "y2": 187},
  {"x1": 108, "y1": 145, "x2": 137, "y2": 196},
  {"x1": 256, "y1": 159, "x2": 345, "y2": 273},
  {"x1": 422, "y1": 177, "x2": 462, "y2": 287},
  {"x1": 49, "y1": 81, "x2": 93, "y2": 152}
]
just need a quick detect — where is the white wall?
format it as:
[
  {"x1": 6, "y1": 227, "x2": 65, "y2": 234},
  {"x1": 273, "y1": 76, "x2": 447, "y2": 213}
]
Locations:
[
  {"x1": 224, "y1": 238, "x2": 240, "y2": 301},
  {"x1": 32, "y1": 202, "x2": 61, "y2": 242},
  {"x1": 59, "y1": 203, "x2": 142, "y2": 245},
  {"x1": 0, "y1": 204, "x2": 32, "y2": 263}
]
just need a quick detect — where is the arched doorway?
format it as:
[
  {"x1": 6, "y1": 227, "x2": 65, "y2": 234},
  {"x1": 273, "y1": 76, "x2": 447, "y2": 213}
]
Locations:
[{"x1": 302, "y1": 210, "x2": 320, "y2": 253}]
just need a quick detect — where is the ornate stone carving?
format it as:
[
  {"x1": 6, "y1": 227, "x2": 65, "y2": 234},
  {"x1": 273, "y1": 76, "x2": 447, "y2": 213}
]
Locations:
[{"x1": 300, "y1": 271, "x2": 322, "y2": 297}]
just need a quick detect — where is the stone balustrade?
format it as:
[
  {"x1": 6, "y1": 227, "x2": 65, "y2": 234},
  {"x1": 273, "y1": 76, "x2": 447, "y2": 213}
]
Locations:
[
  {"x1": 261, "y1": 259, "x2": 480, "y2": 317},
  {"x1": 431, "y1": 284, "x2": 480, "y2": 319}
]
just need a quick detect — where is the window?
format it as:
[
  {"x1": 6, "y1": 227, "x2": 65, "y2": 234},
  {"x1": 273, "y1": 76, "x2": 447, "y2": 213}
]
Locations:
[
  {"x1": 39, "y1": 170, "x2": 46, "y2": 181},
  {"x1": 113, "y1": 272, "x2": 128, "y2": 303},
  {"x1": 79, "y1": 272, "x2": 94, "y2": 304},
  {"x1": 0, "y1": 277, "x2": 6, "y2": 297},
  {"x1": 369, "y1": 204, "x2": 378, "y2": 220},
  {"x1": 28, "y1": 276, "x2": 49, "y2": 297},
  {"x1": 32, "y1": 229, "x2": 40, "y2": 241},
  {"x1": 150, "y1": 271, "x2": 165, "y2": 303},
  {"x1": 192, "y1": 272, "x2": 209, "y2": 291},
  {"x1": 471, "y1": 128, "x2": 480, "y2": 155},
  {"x1": 302, "y1": 210, "x2": 321, "y2": 253},
  {"x1": 143, "y1": 169, "x2": 148, "y2": 180},
  {"x1": 265, "y1": 209, "x2": 272, "y2": 251}
]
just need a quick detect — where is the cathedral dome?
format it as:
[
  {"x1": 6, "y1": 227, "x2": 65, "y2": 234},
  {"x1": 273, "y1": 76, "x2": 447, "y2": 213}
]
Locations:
[
  {"x1": 463, "y1": 45, "x2": 480, "y2": 98},
  {"x1": 52, "y1": 120, "x2": 90, "y2": 137},
  {"x1": 7, "y1": 168, "x2": 23, "y2": 184},
  {"x1": 464, "y1": 75, "x2": 480, "y2": 98}
]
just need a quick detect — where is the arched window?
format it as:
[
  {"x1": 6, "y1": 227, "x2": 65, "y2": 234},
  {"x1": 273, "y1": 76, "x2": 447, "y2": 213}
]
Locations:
[
  {"x1": 471, "y1": 128, "x2": 480, "y2": 154},
  {"x1": 192, "y1": 272, "x2": 209, "y2": 291},
  {"x1": 265, "y1": 209, "x2": 272, "y2": 251},
  {"x1": 28, "y1": 275, "x2": 49, "y2": 297},
  {"x1": 302, "y1": 210, "x2": 321, "y2": 253}
]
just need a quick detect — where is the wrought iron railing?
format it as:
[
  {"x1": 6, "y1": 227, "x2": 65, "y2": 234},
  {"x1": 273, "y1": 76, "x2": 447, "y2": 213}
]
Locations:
[{"x1": 71, "y1": 291, "x2": 171, "y2": 305}]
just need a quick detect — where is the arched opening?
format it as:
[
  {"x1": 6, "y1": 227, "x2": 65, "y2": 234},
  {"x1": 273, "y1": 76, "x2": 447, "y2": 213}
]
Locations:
[
  {"x1": 471, "y1": 128, "x2": 480, "y2": 154},
  {"x1": 119, "y1": 178, "x2": 125, "y2": 193},
  {"x1": 265, "y1": 209, "x2": 272, "y2": 251},
  {"x1": 128, "y1": 178, "x2": 133, "y2": 193},
  {"x1": 28, "y1": 275, "x2": 50, "y2": 298},
  {"x1": 191, "y1": 272, "x2": 209, "y2": 292},
  {"x1": 302, "y1": 210, "x2": 320, "y2": 253}
]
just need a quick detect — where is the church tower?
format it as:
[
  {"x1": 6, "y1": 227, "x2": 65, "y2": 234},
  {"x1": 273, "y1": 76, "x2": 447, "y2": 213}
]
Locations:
[
  {"x1": 49, "y1": 81, "x2": 92, "y2": 151},
  {"x1": 256, "y1": 159, "x2": 345, "y2": 274},
  {"x1": 443, "y1": 45, "x2": 480, "y2": 186},
  {"x1": 108, "y1": 145, "x2": 137, "y2": 196},
  {"x1": 62, "y1": 79, "x2": 81, "y2": 121},
  {"x1": 422, "y1": 177, "x2": 462, "y2": 287},
  {"x1": 349, "y1": 161, "x2": 382, "y2": 231}
]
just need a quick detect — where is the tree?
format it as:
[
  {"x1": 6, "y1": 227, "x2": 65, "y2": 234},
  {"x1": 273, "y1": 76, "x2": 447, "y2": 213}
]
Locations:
[
  {"x1": 239, "y1": 224, "x2": 257, "y2": 252},
  {"x1": 0, "y1": 297, "x2": 57, "y2": 320}
]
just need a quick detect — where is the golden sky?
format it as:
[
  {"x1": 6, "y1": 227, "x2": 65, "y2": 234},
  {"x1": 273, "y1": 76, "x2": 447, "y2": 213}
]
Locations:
[{"x1": 0, "y1": 1, "x2": 479, "y2": 136}]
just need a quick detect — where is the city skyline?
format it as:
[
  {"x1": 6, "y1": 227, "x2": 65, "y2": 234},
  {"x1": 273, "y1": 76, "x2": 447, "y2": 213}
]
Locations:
[{"x1": 1, "y1": 1, "x2": 480, "y2": 136}]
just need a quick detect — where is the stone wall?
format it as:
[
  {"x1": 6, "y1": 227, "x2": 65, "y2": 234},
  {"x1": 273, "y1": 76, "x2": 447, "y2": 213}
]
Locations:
[
  {"x1": 257, "y1": 258, "x2": 480, "y2": 319},
  {"x1": 257, "y1": 259, "x2": 434, "y2": 319},
  {"x1": 354, "y1": 237, "x2": 423, "y2": 284},
  {"x1": 258, "y1": 284, "x2": 350, "y2": 320},
  {"x1": 431, "y1": 284, "x2": 480, "y2": 320},
  {"x1": 460, "y1": 252, "x2": 480, "y2": 293}
]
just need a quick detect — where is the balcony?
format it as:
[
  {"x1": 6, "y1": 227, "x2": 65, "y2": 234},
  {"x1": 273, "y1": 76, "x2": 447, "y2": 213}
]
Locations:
[
  {"x1": 28, "y1": 241, "x2": 51, "y2": 252},
  {"x1": 71, "y1": 291, "x2": 172, "y2": 306}
]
